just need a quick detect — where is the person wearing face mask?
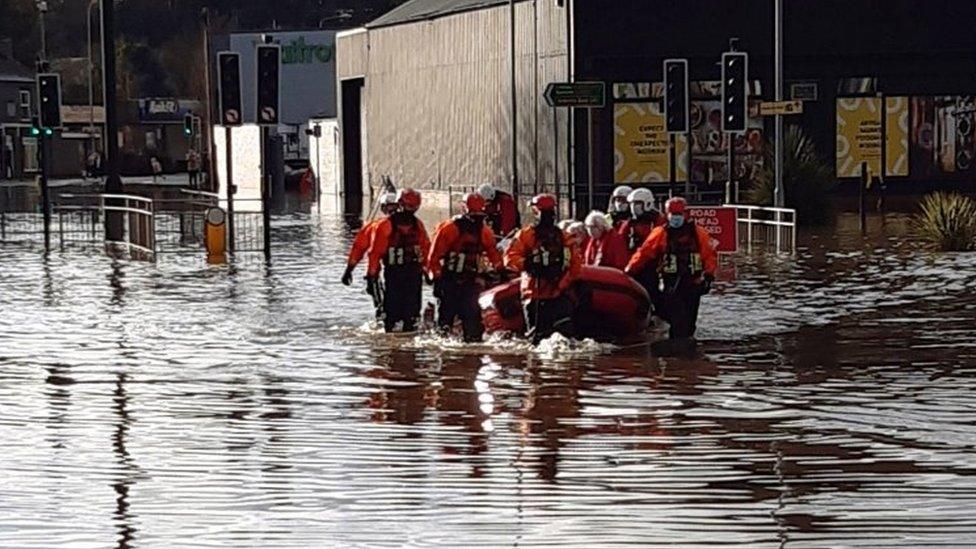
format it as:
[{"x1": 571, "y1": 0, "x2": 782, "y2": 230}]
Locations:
[
  {"x1": 605, "y1": 185, "x2": 633, "y2": 229},
  {"x1": 583, "y1": 211, "x2": 629, "y2": 270},
  {"x1": 624, "y1": 196, "x2": 717, "y2": 340}
]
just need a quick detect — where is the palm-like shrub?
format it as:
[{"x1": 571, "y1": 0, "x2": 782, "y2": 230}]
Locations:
[
  {"x1": 745, "y1": 126, "x2": 836, "y2": 226},
  {"x1": 915, "y1": 192, "x2": 976, "y2": 251}
]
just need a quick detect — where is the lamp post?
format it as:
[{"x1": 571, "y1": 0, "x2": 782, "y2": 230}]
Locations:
[
  {"x1": 774, "y1": 0, "x2": 785, "y2": 207},
  {"x1": 36, "y1": 1, "x2": 48, "y2": 60},
  {"x1": 87, "y1": 0, "x2": 101, "y2": 154}
]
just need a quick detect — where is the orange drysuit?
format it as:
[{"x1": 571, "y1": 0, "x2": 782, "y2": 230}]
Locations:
[
  {"x1": 427, "y1": 216, "x2": 503, "y2": 279},
  {"x1": 346, "y1": 219, "x2": 381, "y2": 268},
  {"x1": 366, "y1": 214, "x2": 431, "y2": 277},
  {"x1": 624, "y1": 224, "x2": 718, "y2": 281},
  {"x1": 503, "y1": 225, "x2": 582, "y2": 300}
]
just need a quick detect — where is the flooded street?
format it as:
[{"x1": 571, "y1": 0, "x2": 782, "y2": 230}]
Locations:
[{"x1": 2, "y1": 212, "x2": 976, "y2": 548}]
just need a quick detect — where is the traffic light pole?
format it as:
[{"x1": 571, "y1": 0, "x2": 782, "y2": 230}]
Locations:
[
  {"x1": 39, "y1": 130, "x2": 51, "y2": 252},
  {"x1": 224, "y1": 126, "x2": 235, "y2": 253},
  {"x1": 727, "y1": 135, "x2": 736, "y2": 204},
  {"x1": 101, "y1": 0, "x2": 124, "y2": 242},
  {"x1": 669, "y1": 132, "x2": 677, "y2": 198},
  {"x1": 261, "y1": 126, "x2": 271, "y2": 262}
]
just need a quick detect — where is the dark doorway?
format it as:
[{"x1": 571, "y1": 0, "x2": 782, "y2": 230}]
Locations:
[{"x1": 341, "y1": 78, "x2": 365, "y2": 216}]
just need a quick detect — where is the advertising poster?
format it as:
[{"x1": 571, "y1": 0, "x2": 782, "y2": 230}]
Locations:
[
  {"x1": 613, "y1": 102, "x2": 688, "y2": 183},
  {"x1": 885, "y1": 96, "x2": 909, "y2": 177},
  {"x1": 908, "y1": 96, "x2": 976, "y2": 178},
  {"x1": 836, "y1": 97, "x2": 883, "y2": 177},
  {"x1": 688, "y1": 99, "x2": 764, "y2": 184}
]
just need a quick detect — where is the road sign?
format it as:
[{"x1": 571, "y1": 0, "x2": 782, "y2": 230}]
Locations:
[
  {"x1": 760, "y1": 100, "x2": 803, "y2": 116},
  {"x1": 687, "y1": 206, "x2": 738, "y2": 253},
  {"x1": 544, "y1": 82, "x2": 605, "y2": 108}
]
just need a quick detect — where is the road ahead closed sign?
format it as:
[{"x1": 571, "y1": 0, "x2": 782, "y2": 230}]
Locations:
[{"x1": 687, "y1": 207, "x2": 738, "y2": 253}]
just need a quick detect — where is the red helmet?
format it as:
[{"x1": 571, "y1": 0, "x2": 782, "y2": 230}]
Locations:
[
  {"x1": 462, "y1": 192, "x2": 486, "y2": 214},
  {"x1": 529, "y1": 193, "x2": 557, "y2": 213},
  {"x1": 397, "y1": 188, "x2": 422, "y2": 211},
  {"x1": 665, "y1": 196, "x2": 688, "y2": 215}
]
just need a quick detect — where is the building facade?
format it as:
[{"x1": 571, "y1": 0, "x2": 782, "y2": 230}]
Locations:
[{"x1": 337, "y1": 0, "x2": 976, "y2": 217}]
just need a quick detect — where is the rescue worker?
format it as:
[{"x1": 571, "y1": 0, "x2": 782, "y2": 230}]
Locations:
[
  {"x1": 619, "y1": 187, "x2": 666, "y2": 311},
  {"x1": 583, "y1": 211, "x2": 629, "y2": 270},
  {"x1": 342, "y1": 192, "x2": 400, "y2": 318},
  {"x1": 624, "y1": 196, "x2": 717, "y2": 340},
  {"x1": 477, "y1": 183, "x2": 522, "y2": 238},
  {"x1": 606, "y1": 185, "x2": 633, "y2": 229},
  {"x1": 366, "y1": 188, "x2": 431, "y2": 333},
  {"x1": 503, "y1": 194, "x2": 582, "y2": 344},
  {"x1": 427, "y1": 193, "x2": 503, "y2": 342}
]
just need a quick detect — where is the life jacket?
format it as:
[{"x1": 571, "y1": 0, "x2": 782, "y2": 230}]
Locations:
[
  {"x1": 659, "y1": 224, "x2": 703, "y2": 285},
  {"x1": 384, "y1": 212, "x2": 422, "y2": 267},
  {"x1": 525, "y1": 224, "x2": 569, "y2": 280},
  {"x1": 443, "y1": 215, "x2": 486, "y2": 275},
  {"x1": 625, "y1": 214, "x2": 658, "y2": 252}
]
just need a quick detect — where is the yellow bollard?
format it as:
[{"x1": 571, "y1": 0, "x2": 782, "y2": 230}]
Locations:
[{"x1": 204, "y1": 207, "x2": 227, "y2": 264}]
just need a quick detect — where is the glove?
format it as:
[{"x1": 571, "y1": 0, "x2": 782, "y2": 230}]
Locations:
[
  {"x1": 341, "y1": 266, "x2": 354, "y2": 286},
  {"x1": 432, "y1": 277, "x2": 444, "y2": 299},
  {"x1": 365, "y1": 275, "x2": 379, "y2": 296},
  {"x1": 700, "y1": 274, "x2": 715, "y2": 295},
  {"x1": 424, "y1": 273, "x2": 434, "y2": 286}
]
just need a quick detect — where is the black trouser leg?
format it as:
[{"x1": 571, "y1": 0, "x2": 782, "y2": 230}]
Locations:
[
  {"x1": 524, "y1": 294, "x2": 575, "y2": 344},
  {"x1": 436, "y1": 278, "x2": 461, "y2": 333},
  {"x1": 384, "y1": 265, "x2": 422, "y2": 332},
  {"x1": 664, "y1": 284, "x2": 701, "y2": 340},
  {"x1": 458, "y1": 278, "x2": 485, "y2": 342}
]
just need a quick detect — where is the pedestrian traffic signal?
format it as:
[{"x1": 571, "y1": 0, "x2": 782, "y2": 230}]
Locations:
[
  {"x1": 255, "y1": 44, "x2": 280, "y2": 126},
  {"x1": 36, "y1": 73, "x2": 62, "y2": 130},
  {"x1": 663, "y1": 59, "x2": 689, "y2": 133},
  {"x1": 721, "y1": 52, "x2": 749, "y2": 133},
  {"x1": 217, "y1": 51, "x2": 242, "y2": 126},
  {"x1": 183, "y1": 113, "x2": 194, "y2": 135}
]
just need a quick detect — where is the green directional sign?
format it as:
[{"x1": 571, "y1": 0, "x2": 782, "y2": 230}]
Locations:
[{"x1": 544, "y1": 82, "x2": 605, "y2": 108}]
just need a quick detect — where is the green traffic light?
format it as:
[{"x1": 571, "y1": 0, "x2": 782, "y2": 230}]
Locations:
[
  {"x1": 44, "y1": 128, "x2": 53, "y2": 136},
  {"x1": 30, "y1": 127, "x2": 40, "y2": 136},
  {"x1": 184, "y1": 129, "x2": 192, "y2": 135}
]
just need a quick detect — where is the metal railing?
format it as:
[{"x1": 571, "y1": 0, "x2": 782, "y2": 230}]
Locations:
[
  {"x1": 59, "y1": 193, "x2": 156, "y2": 257},
  {"x1": 726, "y1": 204, "x2": 797, "y2": 255}
]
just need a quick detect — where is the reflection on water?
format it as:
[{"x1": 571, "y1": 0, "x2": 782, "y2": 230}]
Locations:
[{"x1": 1, "y1": 212, "x2": 976, "y2": 547}]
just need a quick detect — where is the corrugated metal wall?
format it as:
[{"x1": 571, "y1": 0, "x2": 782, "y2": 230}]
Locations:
[{"x1": 338, "y1": 1, "x2": 570, "y2": 205}]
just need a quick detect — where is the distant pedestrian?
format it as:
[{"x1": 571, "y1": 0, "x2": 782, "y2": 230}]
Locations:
[
  {"x1": 185, "y1": 148, "x2": 201, "y2": 188},
  {"x1": 86, "y1": 150, "x2": 102, "y2": 179},
  {"x1": 150, "y1": 156, "x2": 163, "y2": 183}
]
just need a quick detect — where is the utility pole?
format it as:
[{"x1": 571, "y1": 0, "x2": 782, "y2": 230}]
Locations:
[
  {"x1": 509, "y1": 0, "x2": 519, "y2": 198},
  {"x1": 101, "y1": 0, "x2": 123, "y2": 241},
  {"x1": 774, "y1": 0, "x2": 785, "y2": 207}
]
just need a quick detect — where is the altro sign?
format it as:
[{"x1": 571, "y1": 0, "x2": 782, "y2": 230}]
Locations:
[{"x1": 281, "y1": 37, "x2": 334, "y2": 65}]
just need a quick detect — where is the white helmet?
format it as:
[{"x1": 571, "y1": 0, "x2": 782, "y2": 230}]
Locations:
[
  {"x1": 380, "y1": 192, "x2": 398, "y2": 206},
  {"x1": 476, "y1": 184, "x2": 496, "y2": 201},
  {"x1": 627, "y1": 188, "x2": 657, "y2": 217},
  {"x1": 609, "y1": 185, "x2": 633, "y2": 213},
  {"x1": 584, "y1": 210, "x2": 610, "y2": 238}
]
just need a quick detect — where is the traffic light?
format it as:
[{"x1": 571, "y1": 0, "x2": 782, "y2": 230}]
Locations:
[
  {"x1": 255, "y1": 44, "x2": 280, "y2": 126},
  {"x1": 663, "y1": 59, "x2": 689, "y2": 133},
  {"x1": 36, "y1": 73, "x2": 62, "y2": 130},
  {"x1": 721, "y1": 52, "x2": 749, "y2": 133},
  {"x1": 217, "y1": 51, "x2": 242, "y2": 126},
  {"x1": 30, "y1": 116, "x2": 41, "y2": 136},
  {"x1": 183, "y1": 113, "x2": 194, "y2": 135}
]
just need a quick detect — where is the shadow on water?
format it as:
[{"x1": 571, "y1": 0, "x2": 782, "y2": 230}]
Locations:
[{"x1": 2, "y1": 210, "x2": 976, "y2": 547}]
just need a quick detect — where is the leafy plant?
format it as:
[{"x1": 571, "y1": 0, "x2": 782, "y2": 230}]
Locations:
[
  {"x1": 915, "y1": 192, "x2": 976, "y2": 251},
  {"x1": 745, "y1": 125, "x2": 836, "y2": 226}
]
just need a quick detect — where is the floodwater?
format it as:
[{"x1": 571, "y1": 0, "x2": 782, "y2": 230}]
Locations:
[{"x1": 1, "y1": 211, "x2": 976, "y2": 548}]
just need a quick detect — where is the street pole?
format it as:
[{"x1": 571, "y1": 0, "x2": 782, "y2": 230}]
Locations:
[
  {"x1": 669, "y1": 132, "x2": 677, "y2": 198},
  {"x1": 773, "y1": 0, "x2": 785, "y2": 207},
  {"x1": 101, "y1": 0, "x2": 123, "y2": 241},
  {"x1": 509, "y1": 0, "x2": 519, "y2": 199},
  {"x1": 87, "y1": 0, "x2": 99, "y2": 154},
  {"x1": 39, "y1": 128, "x2": 50, "y2": 252},
  {"x1": 261, "y1": 126, "x2": 271, "y2": 262},
  {"x1": 225, "y1": 126, "x2": 235, "y2": 253},
  {"x1": 315, "y1": 130, "x2": 321, "y2": 213},
  {"x1": 37, "y1": 1, "x2": 47, "y2": 59}
]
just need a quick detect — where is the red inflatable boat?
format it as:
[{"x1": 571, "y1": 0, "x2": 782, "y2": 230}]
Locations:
[{"x1": 480, "y1": 266, "x2": 651, "y2": 342}]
